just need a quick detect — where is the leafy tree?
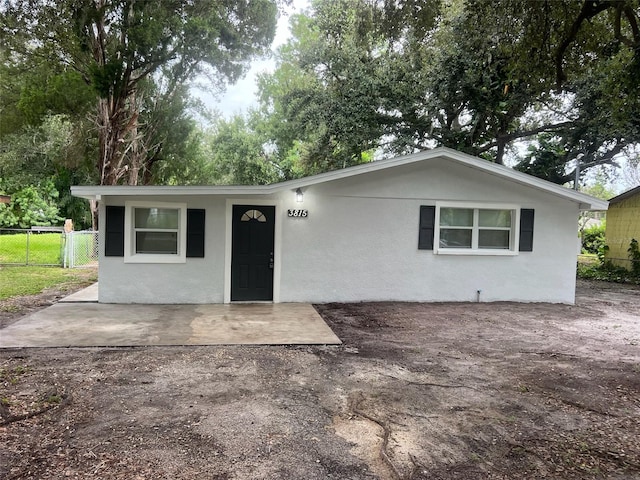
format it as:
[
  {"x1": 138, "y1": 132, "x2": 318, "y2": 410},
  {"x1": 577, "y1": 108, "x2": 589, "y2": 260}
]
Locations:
[
  {"x1": 256, "y1": 0, "x2": 434, "y2": 172},
  {"x1": 620, "y1": 152, "x2": 640, "y2": 189},
  {"x1": 515, "y1": 135, "x2": 576, "y2": 185},
  {"x1": 0, "y1": 115, "x2": 96, "y2": 228},
  {"x1": 152, "y1": 128, "x2": 215, "y2": 186},
  {"x1": 207, "y1": 115, "x2": 280, "y2": 185},
  {"x1": 256, "y1": 0, "x2": 640, "y2": 182},
  {"x1": 0, "y1": 182, "x2": 62, "y2": 228},
  {"x1": 573, "y1": 170, "x2": 615, "y2": 253},
  {"x1": 1, "y1": 0, "x2": 279, "y2": 185}
]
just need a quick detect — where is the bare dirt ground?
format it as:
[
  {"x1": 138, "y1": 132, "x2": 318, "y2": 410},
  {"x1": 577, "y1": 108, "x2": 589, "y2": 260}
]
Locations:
[{"x1": 1, "y1": 279, "x2": 639, "y2": 479}]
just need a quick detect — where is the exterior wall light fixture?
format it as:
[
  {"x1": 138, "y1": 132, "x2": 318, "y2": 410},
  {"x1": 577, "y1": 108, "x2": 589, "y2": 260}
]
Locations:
[{"x1": 295, "y1": 188, "x2": 304, "y2": 203}]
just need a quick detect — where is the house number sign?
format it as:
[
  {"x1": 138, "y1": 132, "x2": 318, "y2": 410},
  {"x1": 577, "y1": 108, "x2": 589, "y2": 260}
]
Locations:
[{"x1": 288, "y1": 209, "x2": 308, "y2": 218}]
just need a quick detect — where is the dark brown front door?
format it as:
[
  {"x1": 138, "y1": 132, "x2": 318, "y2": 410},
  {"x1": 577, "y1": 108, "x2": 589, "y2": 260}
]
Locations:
[{"x1": 231, "y1": 205, "x2": 275, "y2": 301}]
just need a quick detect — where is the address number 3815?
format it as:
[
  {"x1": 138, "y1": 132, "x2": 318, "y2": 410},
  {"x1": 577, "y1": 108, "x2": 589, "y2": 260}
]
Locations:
[{"x1": 287, "y1": 209, "x2": 308, "y2": 218}]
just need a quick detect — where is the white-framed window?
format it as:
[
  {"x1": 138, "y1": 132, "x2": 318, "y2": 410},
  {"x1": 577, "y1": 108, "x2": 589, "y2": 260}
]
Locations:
[
  {"x1": 434, "y1": 202, "x2": 520, "y2": 255},
  {"x1": 124, "y1": 201, "x2": 187, "y2": 263}
]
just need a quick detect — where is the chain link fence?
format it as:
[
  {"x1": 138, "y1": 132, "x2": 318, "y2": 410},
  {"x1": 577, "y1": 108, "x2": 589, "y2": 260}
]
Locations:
[
  {"x1": 63, "y1": 230, "x2": 99, "y2": 268},
  {"x1": 0, "y1": 228, "x2": 99, "y2": 268},
  {"x1": 0, "y1": 228, "x2": 65, "y2": 266}
]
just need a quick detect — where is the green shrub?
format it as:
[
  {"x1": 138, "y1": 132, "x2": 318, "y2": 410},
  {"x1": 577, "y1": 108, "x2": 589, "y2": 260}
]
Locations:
[
  {"x1": 577, "y1": 262, "x2": 638, "y2": 284},
  {"x1": 577, "y1": 239, "x2": 640, "y2": 285},
  {"x1": 628, "y1": 238, "x2": 640, "y2": 276},
  {"x1": 581, "y1": 222, "x2": 606, "y2": 254}
]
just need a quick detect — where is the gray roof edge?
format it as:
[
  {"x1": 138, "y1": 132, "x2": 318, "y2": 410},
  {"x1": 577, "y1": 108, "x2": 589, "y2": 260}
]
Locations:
[
  {"x1": 70, "y1": 184, "x2": 272, "y2": 199},
  {"x1": 608, "y1": 184, "x2": 640, "y2": 204},
  {"x1": 71, "y1": 147, "x2": 609, "y2": 210},
  {"x1": 272, "y1": 147, "x2": 609, "y2": 210}
]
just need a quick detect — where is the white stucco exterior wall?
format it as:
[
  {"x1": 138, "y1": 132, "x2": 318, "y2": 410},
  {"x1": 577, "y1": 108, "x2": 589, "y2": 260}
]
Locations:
[
  {"x1": 98, "y1": 195, "x2": 228, "y2": 303},
  {"x1": 95, "y1": 157, "x2": 580, "y2": 304},
  {"x1": 277, "y1": 159, "x2": 579, "y2": 304}
]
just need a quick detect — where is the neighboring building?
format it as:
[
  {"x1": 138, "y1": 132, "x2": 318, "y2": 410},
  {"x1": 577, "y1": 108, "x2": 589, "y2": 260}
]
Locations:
[
  {"x1": 71, "y1": 147, "x2": 607, "y2": 305},
  {"x1": 605, "y1": 185, "x2": 640, "y2": 268}
]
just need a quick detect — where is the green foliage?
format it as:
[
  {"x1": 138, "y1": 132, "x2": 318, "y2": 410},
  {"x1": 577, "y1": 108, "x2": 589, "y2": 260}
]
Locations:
[
  {"x1": 256, "y1": 0, "x2": 639, "y2": 179},
  {"x1": 577, "y1": 239, "x2": 640, "y2": 285},
  {"x1": 515, "y1": 135, "x2": 572, "y2": 184},
  {"x1": 257, "y1": 0, "x2": 416, "y2": 172},
  {"x1": 577, "y1": 262, "x2": 640, "y2": 285},
  {"x1": 0, "y1": 0, "x2": 279, "y2": 186},
  {"x1": 597, "y1": 243, "x2": 610, "y2": 265},
  {"x1": 17, "y1": 71, "x2": 96, "y2": 126},
  {"x1": 628, "y1": 238, "x2": 640, "y2": 275},
  {"x1": 580, "y1": 176, "x2": 617, "y2": 201},
  {"x1": 0, "y1": 183, "x2": 62, "y2": 229},
  {"x1": 0, "y1": 365, "x2": 29, "y2": 385},
  {"x1": 207, "y1": 115, "x2": 280, "y2": 185},
  {"x1": 0, "y1": 114, "x2": 95, "y2": 228},
  {"x1": 152, "y1": 129, "x2": 213, "y2": 186},
  {"x1": 581, "y1": 223, "x2": 606, "y2": 255},
  {"x1": 0, "y1": 266, "x2": 97, "y2": 300}
]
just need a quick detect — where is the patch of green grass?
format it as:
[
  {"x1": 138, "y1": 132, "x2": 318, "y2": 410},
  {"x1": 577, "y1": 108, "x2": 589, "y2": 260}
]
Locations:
[
  {"x1": 0, "y1": 365, "x2": 30, "y2": 385},
  {"x1": 577, "y1": 253, "x2": 599, "y2": 266},
  {"x1": 0, "y1": 266, "x2": 97, "y2": 300},
  {"x1": 45, "y1": 394, "x2": 62, "y2": 404},
  {"x1": 0, "y1": 233, "x2": 62, "y2": 265}
]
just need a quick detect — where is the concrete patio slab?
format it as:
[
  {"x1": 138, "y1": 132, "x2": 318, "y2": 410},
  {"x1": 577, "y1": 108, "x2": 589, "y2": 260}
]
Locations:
[{"x1": 0, "y1": 301, "x2": 342, "y2": 348}]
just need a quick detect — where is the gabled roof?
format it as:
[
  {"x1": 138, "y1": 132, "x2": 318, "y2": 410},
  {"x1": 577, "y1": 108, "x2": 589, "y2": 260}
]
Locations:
[
  {"x1": 71, "y1": 147, "x2": 608, "y2": 210},
  {"x1": 609, "y1": 185, "x2": 640, "y2": 204}
]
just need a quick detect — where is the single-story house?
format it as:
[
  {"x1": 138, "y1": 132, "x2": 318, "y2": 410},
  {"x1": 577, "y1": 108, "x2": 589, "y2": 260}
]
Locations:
[
  {"x1": 71, "y1": 147, "x2": 607, "y2": 305},
  {"x1": 605, "y1": 185, "x2": 640, "y2": 268}
]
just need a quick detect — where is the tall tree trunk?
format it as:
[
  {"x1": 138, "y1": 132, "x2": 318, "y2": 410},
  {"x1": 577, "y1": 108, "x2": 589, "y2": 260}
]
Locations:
[
  {"x1": 97, "y1": 98, "x2": 122, "y2": 185},
  {"x1": 96, "y1": 91, "x2": 145, "y2": 186}
]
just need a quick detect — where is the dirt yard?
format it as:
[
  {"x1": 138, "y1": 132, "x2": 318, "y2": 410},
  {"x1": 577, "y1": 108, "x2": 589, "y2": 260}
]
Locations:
[{"x1": 1, "y1": 280, "x2": 639, "y2": 480}]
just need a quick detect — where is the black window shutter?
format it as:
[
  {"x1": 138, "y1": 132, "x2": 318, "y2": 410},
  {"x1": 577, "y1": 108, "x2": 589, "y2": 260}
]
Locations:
[
  {"x1": 418, "y1": 205, "x2": 436, "y2": 250},
  {"x1": 105, "y1": 205, "x2": 125, "y2": 257},
  {"x1": 186, "y1": 209, "x2": 206, "y2": 258},
  {"x1": 519, "y1": 208, "x2": 535, "y2": 252}
]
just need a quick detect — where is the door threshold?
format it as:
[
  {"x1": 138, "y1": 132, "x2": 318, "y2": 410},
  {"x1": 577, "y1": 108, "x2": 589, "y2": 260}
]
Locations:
[{"x1": 231, "y1": 301, "x2": 274, "y2": 304}]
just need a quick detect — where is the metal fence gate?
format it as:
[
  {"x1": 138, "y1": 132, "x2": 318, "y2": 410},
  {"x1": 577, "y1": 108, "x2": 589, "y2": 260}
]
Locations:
[{"x1": 63, "y1": 231, "x2": 99, "y2": 268}]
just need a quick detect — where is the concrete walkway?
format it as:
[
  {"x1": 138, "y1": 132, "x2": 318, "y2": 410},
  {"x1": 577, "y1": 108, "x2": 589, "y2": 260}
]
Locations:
[
  {"x1": 0, "y1": 285, "x2": 341, "y2": 348},
  {"x1": 58, "y1": 282, "x2": 99, "y2": 303}
]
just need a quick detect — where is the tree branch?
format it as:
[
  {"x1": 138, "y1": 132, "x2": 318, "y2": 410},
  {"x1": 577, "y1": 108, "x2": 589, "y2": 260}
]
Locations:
[
  {"x1": 475, "y1": 121, "x2": 573, "y2": 155},
  {"x1": 562, "y1": 143, "x2": 626, "y2": 184},
  {"x1": 555, "y1": 1, "x2": 611, "y2": 88},
  {"x1": 614, "y1": 3, "x2": 640, "y2": 47}
]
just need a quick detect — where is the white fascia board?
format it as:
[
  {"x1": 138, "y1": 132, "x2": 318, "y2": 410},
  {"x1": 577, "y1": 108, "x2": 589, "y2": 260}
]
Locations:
[
  {"x1": 70, "y1": 184, "x2": 273, "y2": 200},
  {"x1": 270, "y1": 147, "x2": 609, "y2": 211},
  {"x1": 71, "y1": 147, "x2": 609, "y2": 210},
  {"x1": 440, "y1": 151, "x2": 610, "y2": 211}
]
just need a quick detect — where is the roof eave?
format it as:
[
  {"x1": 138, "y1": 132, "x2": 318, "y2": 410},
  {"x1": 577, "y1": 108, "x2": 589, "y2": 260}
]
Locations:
[
  {"x1": 608, "y1": 185, "x2": 640, "y2": 204},
  {"x1": 70, "y1": 185, "x2": 274, "y2": 200},
  {"x1": 270, "y1": 147, "x2": 609, "y2": 210},
  {"x1": 70, "y1": 147, "x2": 610, "y2": 210}
]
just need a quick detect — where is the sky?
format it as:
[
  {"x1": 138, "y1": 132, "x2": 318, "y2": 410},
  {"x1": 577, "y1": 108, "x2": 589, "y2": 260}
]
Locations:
[{"x1": 193, "y1": 1, "x2": 309, "y2": 120}]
